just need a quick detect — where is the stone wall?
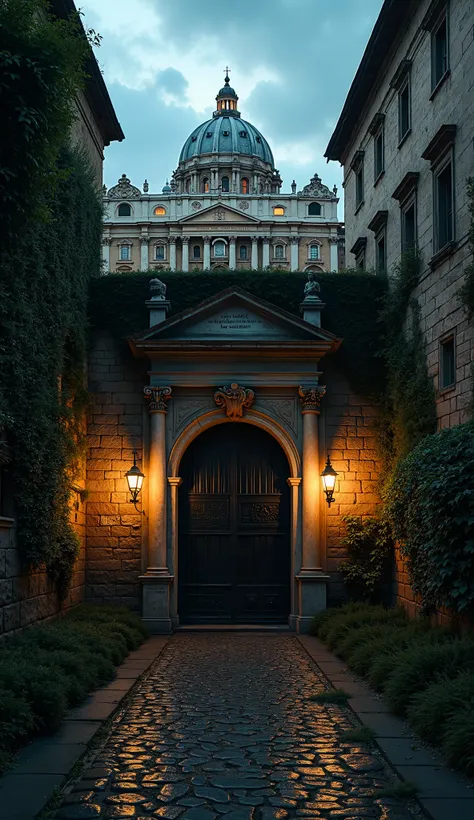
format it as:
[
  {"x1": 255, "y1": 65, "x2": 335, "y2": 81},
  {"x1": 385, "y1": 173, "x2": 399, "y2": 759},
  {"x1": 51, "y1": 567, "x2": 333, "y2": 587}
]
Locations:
[
  {"x1": 321, "y1": 362, "x2": 381, "y2": 604},
  {"x1": 85, "y1": 331, "x2": 147, "y2": 610},
  {"x1": 0, "y1": 505, "x2": 85, "y2": 641}
]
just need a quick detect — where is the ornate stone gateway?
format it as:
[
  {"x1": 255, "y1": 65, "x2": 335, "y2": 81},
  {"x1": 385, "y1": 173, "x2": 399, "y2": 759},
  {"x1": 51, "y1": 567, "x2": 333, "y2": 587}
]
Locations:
[{"x1": 178, "y1": 424, "x2": 290, "y2": 623}]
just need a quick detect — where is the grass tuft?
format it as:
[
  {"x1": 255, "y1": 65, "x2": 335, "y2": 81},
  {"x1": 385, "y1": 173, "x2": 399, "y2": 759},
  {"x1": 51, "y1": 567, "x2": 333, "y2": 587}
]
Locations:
[
  {"x1": 340, "y1": 725, "x2": 376, "y2": 744},
  {"x1": 310, "y1": 688, "x2": 351, "y2": 704},
  {"x1": 375, "y1": 781, "x2": 418, "y2": 799}
]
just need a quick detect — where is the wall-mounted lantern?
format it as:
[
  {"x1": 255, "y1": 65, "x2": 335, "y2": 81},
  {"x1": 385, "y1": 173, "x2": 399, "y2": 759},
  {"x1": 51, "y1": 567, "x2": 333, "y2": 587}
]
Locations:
[
  {"x1": 125, "y1": 451, "x2": 145, "y2": 512},
  {"x1": 321, "y1": 455, "x2": 338, "y2": 506}
]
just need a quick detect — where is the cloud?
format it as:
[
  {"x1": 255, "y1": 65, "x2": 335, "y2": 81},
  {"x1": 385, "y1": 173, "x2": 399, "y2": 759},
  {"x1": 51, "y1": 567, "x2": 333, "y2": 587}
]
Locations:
[{"x1": 80, "y1": 0, "x2": 384, "y2": 201}]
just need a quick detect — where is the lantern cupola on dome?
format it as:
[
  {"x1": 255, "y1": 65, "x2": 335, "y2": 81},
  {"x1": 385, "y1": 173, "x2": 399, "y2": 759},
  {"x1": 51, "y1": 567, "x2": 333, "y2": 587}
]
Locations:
[{"x1": 215, "y1": 67, "x2": 239, "y2": 117}]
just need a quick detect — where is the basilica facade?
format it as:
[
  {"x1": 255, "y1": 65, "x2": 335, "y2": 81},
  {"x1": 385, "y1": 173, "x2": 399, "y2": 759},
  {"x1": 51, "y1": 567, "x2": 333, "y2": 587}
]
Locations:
[{"x1": 102, "y1": 75, "x2": 344, "y2": 274}]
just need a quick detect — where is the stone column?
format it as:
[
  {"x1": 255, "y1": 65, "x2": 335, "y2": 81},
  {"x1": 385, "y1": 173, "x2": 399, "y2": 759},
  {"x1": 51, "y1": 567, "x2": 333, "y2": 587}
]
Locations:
[
  {"x1": 141, "y1": 386, "x2": 173, "y2": 633},
  {"x1": 140, "y1": 236, "x2": 149, "y2": 271},
  {"x1": 287, "y1": 477, "x2": 302, "y2": 631},
  {"x1": 330, "y1": 237, "x2": 339, "y2": 272},
  {"x1": 229, "y1": 236, "x2": 236, "y2": 269},
  {"x1": 232, "y1": 169, "x2": 237, "y2": 193},
  {"x1": 181, "y1": 236, "x2": 190, "y2": 272},
  {"x1": 251, "y1": 236, "x2": 259, "y2": 270},
  {"x1": 203, "y1": 236, "x2": 211, "y2": 270},
  {"x1": 102, "y1": 237, "x2": 111, "y2": 273},
  {"x1": 262, "y1": 236, "x2": 270, "y2": 268},
  {"x1": 168, "y1": 476, "x2": 182, "y2": 629},
  {"x1": 296, "y1": 385, "x2": 329, "y2": 631},
  {"x1": 290, "y1": 236, "x2": 299, "y2": 271},
  {"x1": 236, "y1": 169, "x2": 241, "y2": 193},
  {"x1": 169, "y1": 238, "x2": 177, "y2": 271}
]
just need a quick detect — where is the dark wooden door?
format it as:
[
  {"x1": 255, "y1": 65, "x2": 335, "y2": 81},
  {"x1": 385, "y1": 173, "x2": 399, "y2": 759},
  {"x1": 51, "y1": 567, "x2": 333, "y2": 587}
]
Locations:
[{"x1": 178, "y1": 424, "x2": 290, "y2": 623}]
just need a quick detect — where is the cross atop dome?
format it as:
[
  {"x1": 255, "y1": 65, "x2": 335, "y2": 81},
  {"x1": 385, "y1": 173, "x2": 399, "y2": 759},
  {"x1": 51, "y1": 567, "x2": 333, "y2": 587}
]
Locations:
[{"x1": 223, "y1": 66, "x2": 231, "y2": 84}]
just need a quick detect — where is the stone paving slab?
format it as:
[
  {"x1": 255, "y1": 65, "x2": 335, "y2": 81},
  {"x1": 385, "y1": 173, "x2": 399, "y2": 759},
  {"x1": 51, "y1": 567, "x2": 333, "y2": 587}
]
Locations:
[
  {"x1": 51, "y1": 633, "x2": 418, "y2": 820},
  {"x1": 0, "y1": 774, "x2": 64, "y2": 820},
  {"x1": 421, "y1": 798, "x2": 474, "y2": 820},
  {"x1": 375, "y1": 738, "x2": 445, "y2": 767},
  {"x1": 13, "y1": 742, "x2": 87, "y2": 775}
]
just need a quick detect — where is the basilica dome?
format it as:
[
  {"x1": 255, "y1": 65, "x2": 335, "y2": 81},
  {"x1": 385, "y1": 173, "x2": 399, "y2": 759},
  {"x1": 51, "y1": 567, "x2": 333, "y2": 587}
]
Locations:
[{"x1": 178, "y1": 73, "x2": 274, "y2": 167}]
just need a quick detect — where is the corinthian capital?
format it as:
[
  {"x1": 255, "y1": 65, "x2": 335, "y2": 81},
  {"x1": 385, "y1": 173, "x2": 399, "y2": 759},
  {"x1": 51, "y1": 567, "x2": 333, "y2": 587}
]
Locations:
[
  {"x1": 144, "y1": 386, "x2": 172, "y2": 413},
  {"x1": 298, "y1": 385, "x2": 326, "y2": 412}
]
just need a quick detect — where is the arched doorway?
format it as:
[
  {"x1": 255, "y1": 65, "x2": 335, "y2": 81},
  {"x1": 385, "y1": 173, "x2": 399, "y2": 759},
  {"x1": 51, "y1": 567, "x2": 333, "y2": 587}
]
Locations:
[{"x1": 178, "y1": 423, "x2": 290, "y2": 624}]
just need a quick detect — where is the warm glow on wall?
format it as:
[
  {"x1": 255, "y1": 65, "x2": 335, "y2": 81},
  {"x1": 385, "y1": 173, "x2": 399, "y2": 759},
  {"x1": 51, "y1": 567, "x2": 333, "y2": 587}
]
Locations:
[
  {"x1": 273, "y1": 206, "x2": 285, "y2": 216},
  {"x1": 154, "y1": 206, "x2": 166, "y2": 216}
]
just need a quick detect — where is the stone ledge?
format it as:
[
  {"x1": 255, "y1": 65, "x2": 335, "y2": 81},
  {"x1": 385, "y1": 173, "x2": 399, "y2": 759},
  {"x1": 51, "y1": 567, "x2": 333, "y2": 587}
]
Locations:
[
  {"x1": 297, "y1": 634, "x2": 474, "y2": 819},
  {"x1": 0, "y1": 634, "x2": 169, "y2": 820}
]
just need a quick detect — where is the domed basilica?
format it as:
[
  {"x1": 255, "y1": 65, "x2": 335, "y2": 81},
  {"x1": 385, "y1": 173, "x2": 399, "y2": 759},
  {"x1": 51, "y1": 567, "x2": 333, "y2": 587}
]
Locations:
[{"x1": 102, "y1": 73, "x2": 344, "y2": 273}]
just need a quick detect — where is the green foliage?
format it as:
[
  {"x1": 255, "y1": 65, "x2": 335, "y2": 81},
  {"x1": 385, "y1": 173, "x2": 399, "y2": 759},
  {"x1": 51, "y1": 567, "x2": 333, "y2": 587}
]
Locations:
[
  {"x1": 386, "y1": 422, "x2": 474, "y2": 613},
  {"x1": 0, "y1": 0, "x2": 89, "y2": 238},
  {"x1": 442, "y1": 706, "x2": 474, "y2": 775},
  {"x1": 0, "y1": 148, "x2": 101, "y2": 593},
  {"x1": 459, "y1": 177, "x2": 474, "y2": 320},
  {"x1": 310, "y1": 688, "x2": 351, "y2": 704},
  {"x1": 89, "y1": 270, "x2": 387, "y2": 398},
  {"x1": 383, "y1": 638, "x2": 474, "y2": 716},
  {"x1": 407, "y1": 671, "x2": 474, "y2": 745},
  {"x1": 340, "y1": 725, "x2": 376, "y2": 744},
  {"x1": 0, "y1": 0, "x2": 101, "y2": 593},
  {"x1": 345, "y1": 622, "x2": 431, "y2": 678},
  {"x1": 375, "y1": 782, "x2": 418, "y2": 800},
  {"x1": 320, "y1": 605, "x2": 406, "y2": 652},
  {"x1": 0, "y1": 605, "x2": 147, "y2": 773},
  {"x1": 339, "y1": 515, "x2": 393, "y2": 599},
  {"x1": 377, "y1": 251, "x2": 437, "y2": 469}
]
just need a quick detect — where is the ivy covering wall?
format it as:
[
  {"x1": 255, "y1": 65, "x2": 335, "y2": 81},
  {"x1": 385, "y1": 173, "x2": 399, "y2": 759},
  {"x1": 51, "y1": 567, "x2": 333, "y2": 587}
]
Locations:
[{"x1": 0, "y1": 0, "x2": 102, "y2": 594}]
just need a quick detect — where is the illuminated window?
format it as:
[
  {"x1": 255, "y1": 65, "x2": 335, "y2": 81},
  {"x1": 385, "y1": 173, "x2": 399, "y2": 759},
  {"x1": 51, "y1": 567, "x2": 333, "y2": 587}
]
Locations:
[
  {"x1": 214, "y1": 241, "x2": 226, "y2": 257},
  {"x1": 118, "y1": 203, "x2": 131, "y2": 216},
  {"x1": 154, "y1": 206, "x2": 166, "y2": 216},
  {"x1": 193, "y1": 245, "x2": 201, "y2": 259},
  {"x1": 241, "y1": 177, "x2": 249, "y2": 194},
  {"x1": 274, "y1": 244, "x2": 284, "y2": 259},
  {"x1": 273, "y1": 206, "x2": 285, "y2": 216},
  {"x1": 309, "y1": 245, "x2": 320, "y2": 260},
  {"x1": 155, "y1": 245, "x2": 165, "y2": 260},
  {"x1": 308, "y1": 202, "x2": 321, "y2": 216},
  {"x1": 119, "y1": 244, "x2": 131, "y2": 261},
  {"x1": 239, "y1": 245, "x2": 247, "y2": 260},
  {"x1": 221, "y1": 176, "x2": 230, "y2": 192},
  {"x1": 202, "y1": 178, "x2": 210, "y2": 193}
]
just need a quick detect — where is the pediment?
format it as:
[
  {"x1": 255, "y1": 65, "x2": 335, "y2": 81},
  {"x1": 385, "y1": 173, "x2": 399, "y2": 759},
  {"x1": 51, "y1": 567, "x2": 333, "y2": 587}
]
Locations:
[
  {"x1": 178, "y1": 204, "x2": 260, "y2": 225},
  {"x1": 130, "y1": 287, "x2": 341, "y2": 353}
]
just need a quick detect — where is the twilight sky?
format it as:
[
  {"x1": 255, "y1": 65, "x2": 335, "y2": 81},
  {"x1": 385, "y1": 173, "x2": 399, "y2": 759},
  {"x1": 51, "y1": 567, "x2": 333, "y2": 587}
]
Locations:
[{"x1": 81, "y1": 0, "x2": 383, "y2": 205}]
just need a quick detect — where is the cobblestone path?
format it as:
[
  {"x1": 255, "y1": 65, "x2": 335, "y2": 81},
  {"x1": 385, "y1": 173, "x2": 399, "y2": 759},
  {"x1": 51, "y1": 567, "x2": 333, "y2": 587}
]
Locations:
[{"x1": 57, "y1": 635, "x2": 417, "y2": 820}]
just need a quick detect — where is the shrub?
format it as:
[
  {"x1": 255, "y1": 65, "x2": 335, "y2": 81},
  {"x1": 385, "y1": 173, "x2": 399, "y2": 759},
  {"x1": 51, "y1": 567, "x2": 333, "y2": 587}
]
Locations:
[
  {"x1": 384, "y1": 638, "x2": 474, "y2": 715},
  {"x1": 442, "y1": 706, "x2": 474, "y2": 776},
  {"x1": 386, "y1": 422, "x2": 474, "y2": 613},
  {"x1": 339, "y1": 515, "x2": 393, "y2": 600},
  {"x1": 407, "y1": 671, "x2": 474, "y2": 745},
  {"x1": 323, "y1": 606, "x2": 406, "y2": 652},
  {"x1": 0, "y1": 604, "x2": 147, "y2": 771}
]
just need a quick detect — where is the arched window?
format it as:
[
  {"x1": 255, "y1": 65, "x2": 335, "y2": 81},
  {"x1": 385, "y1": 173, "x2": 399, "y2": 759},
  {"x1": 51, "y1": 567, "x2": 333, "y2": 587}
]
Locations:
[
  {"x1": 221, "y1": 176, "x2": 230, "y2": 192},
  {"x1": 155, "y1": 245, "x2": 165, "y2": 260},
  {"x1": 119, "y1": 244, "x2": 131, "y2": 261},
  {"x1": 308, "y1": 202, "x2": 322, "y2": 216},
  {"x1": 239, "y1": 245, "x2": 248, "y2": 260},
  {"x1": 185, "y1": 179, "x2": 191, "y2": 193},
  {"x1": 193, "y1": 245, "x2": 201, "y2": 259},
  {"x1": 214, "y1": 240, "x2": 225, "y2": 257},
  {"x1": 118, "y1": 203, "x2": 131, "y2": 216},
  {"x1": 154, "y1": 206, "x2": 166, "y2": 216},
  {"x1": 274, "y1": 244, "x2": 284, "y2": 259},
  {"x1": 241, "y1": 177, "x2": 249, "y2": 194},
  {"x1": 202, "y1": 178, "x2": 210, "y2": 193},
  {"x1": 273, "y1": 206, "x2": 285, "y2": 216}
]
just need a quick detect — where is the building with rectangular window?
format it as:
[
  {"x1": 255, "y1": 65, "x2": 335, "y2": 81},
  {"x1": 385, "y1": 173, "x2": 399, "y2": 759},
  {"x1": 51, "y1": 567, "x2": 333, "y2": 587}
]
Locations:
[
  {"x1": 325, "y1": 0, "x2": 473, "y2": 428},
  {"x1": 102, "y1": 76, "x2": 344, "y2": 274}
]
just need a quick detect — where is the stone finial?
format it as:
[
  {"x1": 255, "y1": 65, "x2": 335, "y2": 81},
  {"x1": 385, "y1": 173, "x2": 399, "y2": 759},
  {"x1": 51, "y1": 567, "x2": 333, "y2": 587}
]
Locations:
[
  {"x1": 333, "y1": 184, "x2": 338, "y2": 196},
  {"x1": 291, "y1": 180, "x2": 297, "y2": 195},
  {"x1": 298, "y1": 385, "x2": 326, "y2": 412},
  {"x1": 102, "y1": 183, "x2": 107, "y2": 197},
  {"x1": 143, "y1": 179, "x2": 149, "y2": 192},
  {"x1": 150, "y1": 278, "x2": 166, "y2": 300},
  {"x1": 214, "y1": 383, "x2": 255, "y2": 420},
  {"x1": 144, "y1": 386, "x2": 172, "y2": 413}
]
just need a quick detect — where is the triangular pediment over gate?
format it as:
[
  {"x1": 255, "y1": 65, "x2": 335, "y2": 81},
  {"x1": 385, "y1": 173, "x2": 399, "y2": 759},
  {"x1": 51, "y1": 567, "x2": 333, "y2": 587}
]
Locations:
[{"x1": 129, "y1": 287, "x2": 341, "y2": 356}]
